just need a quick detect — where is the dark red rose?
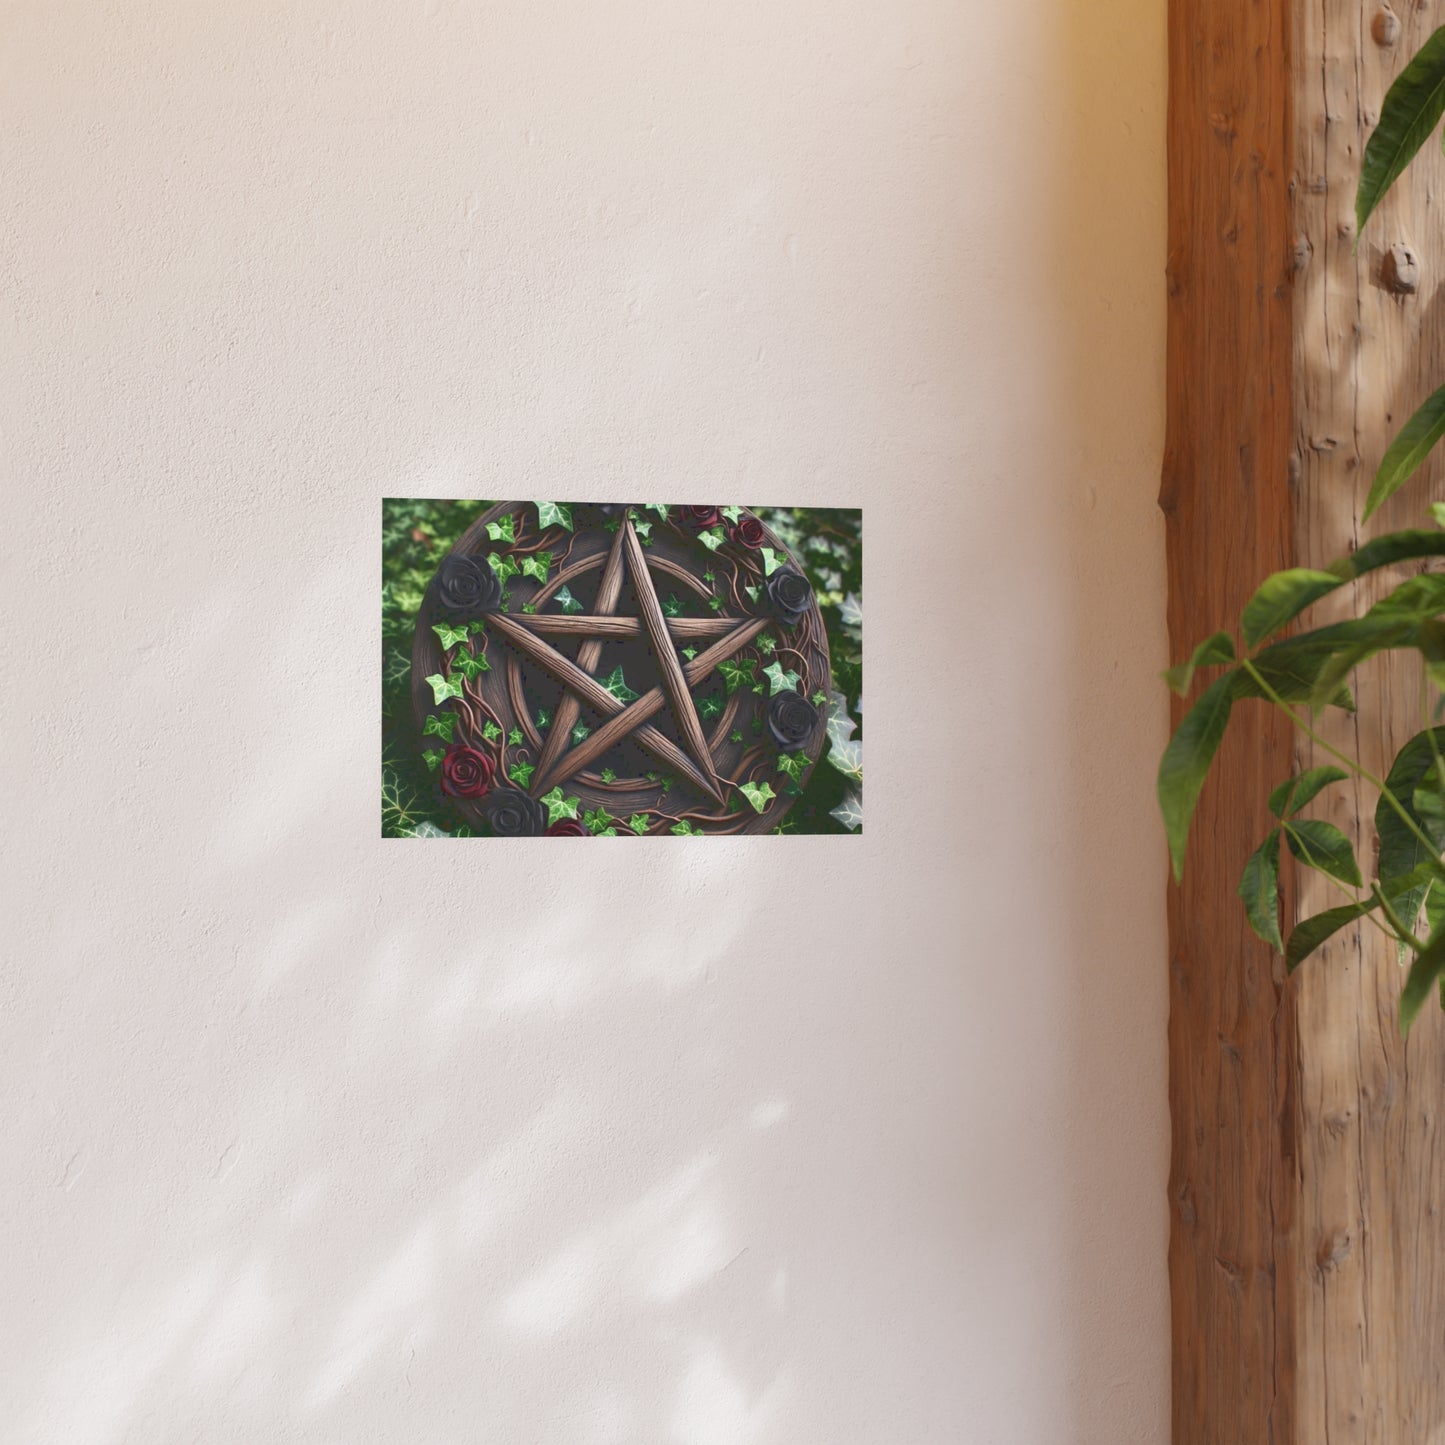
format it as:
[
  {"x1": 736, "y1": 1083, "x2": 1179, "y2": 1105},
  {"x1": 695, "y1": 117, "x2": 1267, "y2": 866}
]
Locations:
[
  {"x1": 440, "y1": 745, "x2": 495, "y2": 799},
  {"x1": 546, "y1": 819, "x2": 589, "y2": 836},
  {"x1": 680, "y1": 505, "x2": 720, "y2": 529},
  {"x1": 730, "y1": 515, "x2": 765, "y2": 548}
]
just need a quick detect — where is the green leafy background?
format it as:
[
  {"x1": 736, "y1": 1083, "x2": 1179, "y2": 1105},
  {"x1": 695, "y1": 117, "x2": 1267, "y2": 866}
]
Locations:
[{"x1": 382, "y1": 500, "x2": 863, "y2": 837}]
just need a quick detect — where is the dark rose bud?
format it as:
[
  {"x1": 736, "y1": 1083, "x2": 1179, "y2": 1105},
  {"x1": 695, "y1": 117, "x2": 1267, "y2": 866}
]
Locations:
[
  {"x1": 730, "y1": 515, "x2": 766, "y2": 549},
  {"x1": 766, "y1": 690, "x2": 818, "y2": 749},
  {"x1": 546, "y1": 819, "x2": 589, "y2": 836},
  {"x1": 440, "y1": 745, "x2": 495, "y2": 799},
  {"x1": 765, "y1": 565, "x2": 812, "y2": 626},
  {"x1": 433, "y1": 553, "x2": 501, "y2": 619},
  {"x1": 680, "y1": 505, "x2": 721, "y2": 529},
  {"x1": 485, "y1": 787, "x2": 549, "y2": 837}
]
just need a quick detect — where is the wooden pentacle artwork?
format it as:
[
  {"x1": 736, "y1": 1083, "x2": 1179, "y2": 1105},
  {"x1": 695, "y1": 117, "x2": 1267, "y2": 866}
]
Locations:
[{"x1": 410, "y1": 503, "x2": 832, "y2": 836}]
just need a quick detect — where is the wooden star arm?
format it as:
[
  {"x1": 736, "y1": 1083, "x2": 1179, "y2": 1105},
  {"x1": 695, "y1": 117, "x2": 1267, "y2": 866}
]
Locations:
[{"x1": 517, "y1": 614, "x2": 736, "y2": 639}]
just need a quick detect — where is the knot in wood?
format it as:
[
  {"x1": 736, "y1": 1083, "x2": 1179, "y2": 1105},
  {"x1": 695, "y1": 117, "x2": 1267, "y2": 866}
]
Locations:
[
  {"x1": 1383, "y1": 243, "x2": 1420, "y2": 297},
  {"x1": 1372, "y1": 7, "x2": 1400, "y2": 47}
]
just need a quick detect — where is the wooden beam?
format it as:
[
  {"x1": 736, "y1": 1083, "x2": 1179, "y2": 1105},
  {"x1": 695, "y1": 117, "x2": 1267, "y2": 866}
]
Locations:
[{"x1": 1167, "y1": 0, "x2": 1445, "y2": 1438}]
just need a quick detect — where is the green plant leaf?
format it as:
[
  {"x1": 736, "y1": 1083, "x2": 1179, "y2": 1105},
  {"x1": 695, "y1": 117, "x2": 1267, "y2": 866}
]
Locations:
[
  {"x1": 535, "y1": 708, "x2": 551, "y2": 729},
  {"x1": 572, "y1": 722, "x2": 590, "y2": 745},
  {"x1": 699, "y1": 696, "x2": 723, "y2": 719},
  {"x1": 584, "y1": 806, "x2": 616, "y2": 835},
  {"x1": 553, "y1": 585, "x2": 584, "y2": 614},
  {"x1": 508, "y1": 727, "x2": 523, "y2": 746},
  {"x1": 423, "y1": 712, "x2": 458, "y2": 743},
  {"x1": 520, "y1": 551, "x2": 553, "y2": 582},
  {"x1": 600, "y1": 767, "x2": 617, "y2": 784},
  {"x1": 810, "y1": 688, "x2": 826, "y2": 706},
  {"x1": 718, "y1": 659, "x2": 756, "y2": 694},
  {"x1": 601, "y1": 666, "x2": 639, "y2": 703},
  {"x1": 663, "y1": 593, "x2": 684, "y2": 617},
  {"x1": 1284, "y1": 819, "x2": 1363, "y2": 887},
  {"x1": 681, "y1": 646, "x2": 699, "y2": 661},
  {"x1": 721, "y1": 505, "x2": 742, "y2": 524},
  {"x1": 1268, "y1": 765, "x2": 1348, "y2": 819},
  {"x1": 764, "y1": 661, "x2": 800, "y2": 695},
  {"x1": 489, "y1": 551, "x2": 520, "y2": 584},
  {"x1": 646, "y1": 504, "x2": 669, "y2": 519},
  {"x1": 535, "y1": 501, "x2": 573, "y2": 531},
  {"x1": 1163, "y1": 631, "x2": 1237, "y2": 696},
  {"x1": 632, "y1": 520, "x2": 652, "y2": 544},
  {"x1": 1357, "y1": 25, "x2": 1445, "y2": 236},
  {"x1": 1331, "y1": 528, "x2": 1445, "y2": 580},
  {"x1": 1158, "y1": 671, "x2": 1236, "y2": 882},
  {"x1": 508, "y1": 761, "x2": 536, "y2": 788},
  {"x1": 1367, "y1": 382, "x2": 1445, "y2": 519},
  {"x1": 432, "y1": 622, "x2": 470, "y2": 649},
  {"x1": 452, "y1": 650, "x2": 491, "y2": 680},
  {"x1": 826, "y1": 689, "x2": 857, "y2": 747},
  {"x1": 1240, "y1": 571, "x2": 1341, "y2": 650},
  {"x1": 698, "y1": 527, "x2": 726, "y2": 551},
  {"x1": 729, "y1": 728, "x2": 743, "y2": 744},
  {"x1": 486, "y1": 515, "x2": 517, "y2": 544},
  {"x1": 739, "y1": 780, "x2": 776, "y2": 812},
  {"x1": 482, "y1": 720, "x2": 502, "y2": 743},
  {"x1": 426, "y1": 673, "x2": 464, "y2": 705},
  {"x1": 628, "y1": 813, "x2": 650, "y2": 835},
  {"x1": 1286, "y1": 900, "x2": 1379, "y2": 973},
  {"x1": 1369, "y1": 572, "x2": 1445, "y2": 621},
  {"x1": 422, "y1": 747, "x2": 445, "y2": 772},
  {"x1": 1401, "y1": 925, "x2": 1445, "y2": 1031},
  {"x1": 828, "y1": 737, "x2": 863, "y2": 782},
  {"x1": 839, "y1": 593, "x2": 862, "y2": 628},
  {"x1": 540, "y1": 787, "x2": 580, "y2": 824},
  {"x1": 670, "y1": 820, "x2": 703, "y2": 836},
  {"x1": 760, "y1": 547, "x2": 784, "y2": 576},
  {"x1": 830, "y1": 790, "x2": 862, "y2": 831},
  {"x1": 745, "y1": 583, "x2": 761, "y2": 604},
  {"x1": 777, "y1": 752, "x2": 811, "y2": 783},
  {"x1": 707, "y1": 595, "x2": 723, "y2": 611},
  {"x1": 1376, "y1": 730, "x2": 1445, "y2": 950},
  {"x1": 1239, "y1": 830, "x2": 1284, "y2": 950}
]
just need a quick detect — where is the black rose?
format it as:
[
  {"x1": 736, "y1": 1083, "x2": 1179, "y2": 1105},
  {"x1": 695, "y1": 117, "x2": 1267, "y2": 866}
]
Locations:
[
  {"x1": 767, "y1": 690, "x2": 818, "y2": 749},
  {"x1": 433, "y1": 553, "x2": 501, "y2": 619},
  {"x1": 485, "y1": 787, "x2": 548, "y2": 837},
  {"x1": 765, "y1": 566, "x2": 812, "y2": 626}
]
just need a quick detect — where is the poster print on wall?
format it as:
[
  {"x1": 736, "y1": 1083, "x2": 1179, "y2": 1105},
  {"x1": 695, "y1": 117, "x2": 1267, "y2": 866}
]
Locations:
[{"x1": 382, "y1": 501, "x2": 862, "y2": 837}]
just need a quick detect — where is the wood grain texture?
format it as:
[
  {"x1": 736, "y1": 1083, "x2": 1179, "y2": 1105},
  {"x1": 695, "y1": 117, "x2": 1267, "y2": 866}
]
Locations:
[
  {"x1": 1170, "y1": 0, "x2": 1445, "y2": 1438},
  {"x1": 518, "y1": 614, "x2": 735, "y2": 638}
]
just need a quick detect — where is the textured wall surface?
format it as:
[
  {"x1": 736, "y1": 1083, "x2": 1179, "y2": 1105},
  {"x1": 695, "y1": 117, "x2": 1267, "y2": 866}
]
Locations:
[{"x1": 0, "y1": 1, "x2": 1169, "y2": 1441}]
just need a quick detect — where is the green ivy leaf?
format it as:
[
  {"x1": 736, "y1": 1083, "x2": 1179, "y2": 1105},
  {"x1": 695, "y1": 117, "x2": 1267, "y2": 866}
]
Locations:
[
  {"x1": 760, "y1": 547, "x2": 784, "y2": 576},
  {"x1": 584, "y1": 806, "x2": 616, "y2": 835},
  {"x1": 554, "y1": 585, "x2": 584, "y2": 614},
  {"x1": 508, "y1": 761, "x2": 536, "y2": 788},
  {"x1": 721, "y1": 505, "x2": 742, "y2": 524},
  {"x1": 469, "y1": 619, "x2": 488, "y2": 635},
  {"x1": 703, "y1": 570, "x2": 715, "y2": 583},
  {"x1": 521, "y1": 603, "x2": 537, "y2": 615},
  {"x1": 729, "y1": 729, "x2": 744, "y2": 744},
  {"x1": 1157, "y1": 671, "x2": 1236, "y2": 883},
  {"x1": 718, "y1": 659, "x2": 756, "y2": 694},
  {"x1": 700, "y1": 696, "x2": 723, "y2": 719},
  {"x1": 452, "y1": 650, "x2": 491, "y2": 680},
  {"x1": 1239, "y1": 831, "x2": 1284, "y2": 951},
  {"x1": 508, "y1": 727, "x2": 523, "y2": 746},
  {"x1": 489, "y1": 551, "x2": 520, "y2": 584},
  {"x1": 777, "y1": 752, "x2": 811, "y2": 783},
  {"x1": 422, "y1": 747, "x2": 445, "y2": 772},
  {"x1": 828, "y1": 738, "x2": 862, "y2": 783},
  {"x1": 764, "y1": 661, "x2": 800, "y2": 695},
  {"x1": 645, "y1": 504, "x2": 669, "y2": 519},
  {"x1": 486, "y1": 515, "x2": 517, "y2": 544},
  {"x1": 535, "y1": 708, "x2": 551, "y2": 729},
  {"x1": 660, "y1": 775, "x2": 676, "y2": 792},
  {"x1": 757, "y1": 634, "x2": 776, "y2": 655},
  {"x1": 482, "y1": 720, "x2": 502, "y2": 743},
  {"x1": 572, "y1": 722, "x2": 590, "y2": 745},
  {"x1": 520, "y1": 551, "x2": 553, "y2": 582},
  {"x1": 663, "y1": 594, "x2": 685, "y2": 618},
  {"x1": 432, "y1": 622, "x2": 470, "y2": 649},
  {"x1": 604, "y1": 518, "x2": 621, "y2": 533},
  {"x1": 535, "y1": 501, "x2": 573, "y2": 531},
  {"x1": 745, "y1": 584, "x2": 761, "y2": 604},
  {"x1": 707, "y1": 595, "x2": 723, "y2": 611},
  {"x1": 540, "y1": 787, "x2": 580, "y2": 824},
  {"x1": 426, "y1": 673, "x2": 464, "y2": 705},
  {"x1": 830, "y1": 790, "x2": 862, "y2": 831},
  {"x1": 751, "y1": 715, "x2": 764, "y2": 734},
  {"x1": 838, "y1": 593, "x2": 862, "y2": 629},
  {"x1": 633, "y1": 520, "x2": 652, "y2": 543},
  {"x1": 600, "y1": 767, "x2": 617, "y2": 784},
  {"x1": 670, "y1": 820, "x2": 703, "y2": 836},
  {"x1": 1357, "y1": 25, "x2": 1445, "y2": 236},
  {"x1": 423, "y1": 712, "x2": 457, "y2": 743},
  {"x1": 739, "y1": 780, "x2": 776, "y2": 813},
  {"x1": 601, "y1": 666, "x2": 639, "y2": 703},
  {"x1": 628, "y1": 813, "x2": 650, "y2": 835},
  {"x1": 681, "y1": 646, "x2": 699, "y2": 661},
  {"x1": 698, "y1": 527, "x2": 726, "y2": 551}
]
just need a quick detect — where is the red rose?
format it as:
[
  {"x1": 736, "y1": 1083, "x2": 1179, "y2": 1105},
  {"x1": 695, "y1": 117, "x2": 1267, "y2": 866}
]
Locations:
[
  {"x1": 546, "y1": 819, "x2": 589, "y2": 836},
  {"x1": 440, "y1": 745, "x2": 495, "y2": 799},
  {"x1": 680, "y1": 505, "x2": 720, "y2": 529},
  {"x1": 730, "y1": 515, "x2": 765, "y2": 548}
]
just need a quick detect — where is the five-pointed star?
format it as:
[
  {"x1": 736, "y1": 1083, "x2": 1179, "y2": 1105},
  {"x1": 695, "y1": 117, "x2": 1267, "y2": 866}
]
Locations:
[{"x1": 485, "y1": 519, "x2": 767, "y2": 802}]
